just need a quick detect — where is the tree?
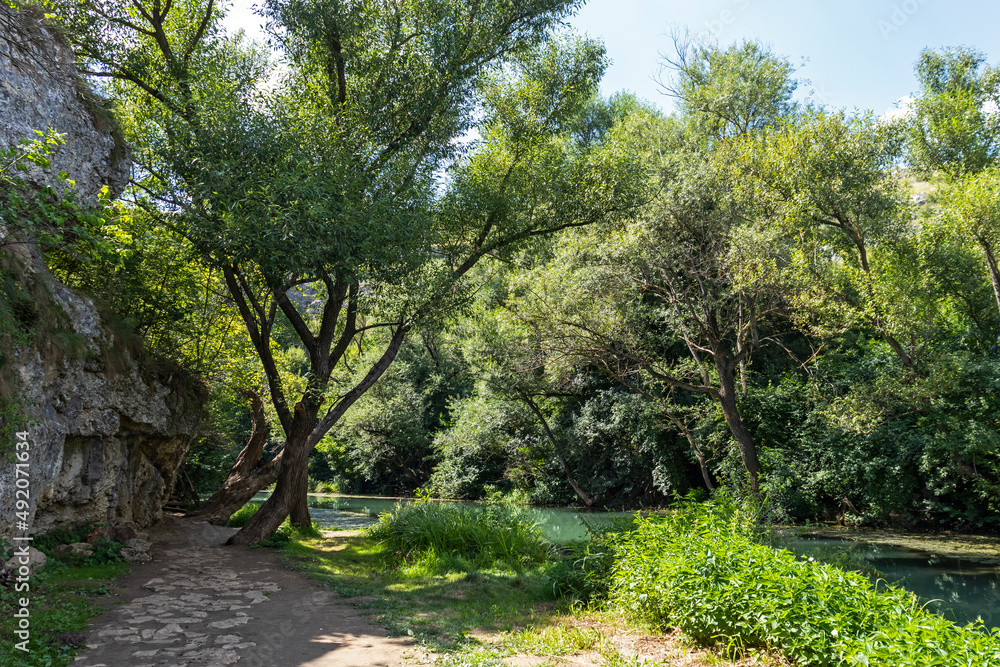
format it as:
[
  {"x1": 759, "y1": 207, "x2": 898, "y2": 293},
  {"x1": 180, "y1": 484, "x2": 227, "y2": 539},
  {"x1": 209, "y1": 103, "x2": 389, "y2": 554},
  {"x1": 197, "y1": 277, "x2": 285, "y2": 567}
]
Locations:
[
  {"x1": 940, "y1": 166, "x2": 1000, "y2": 321},
  {"x1": 906, "y1": 47, "x2": 1000, "y2": 328},
  {"x1": 658, "y1": 34, "x2": 798, "y2": 140},
  {"x1": 520, "y1": 148, "x2": 784, "y2": 497},
  {"x1": 53, "y1": 0, "x2": 647, "y2": 543},
  {"x1": 503, "y1": 41, "x2": 800, "y2": 497},
  {"x1": 907, "y1": 47, "x2": 1000, "y2": 178},
  {"x1": 738, "y1": 111, "x2": 933, "y2": 370}
]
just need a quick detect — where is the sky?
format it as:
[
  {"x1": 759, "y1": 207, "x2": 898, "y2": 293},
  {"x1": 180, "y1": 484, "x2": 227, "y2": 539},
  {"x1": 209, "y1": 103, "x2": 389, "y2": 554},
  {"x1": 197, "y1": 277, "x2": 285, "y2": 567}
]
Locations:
[{"x1": 224, "y1": 0, "x2": 1000, "y2": 118}]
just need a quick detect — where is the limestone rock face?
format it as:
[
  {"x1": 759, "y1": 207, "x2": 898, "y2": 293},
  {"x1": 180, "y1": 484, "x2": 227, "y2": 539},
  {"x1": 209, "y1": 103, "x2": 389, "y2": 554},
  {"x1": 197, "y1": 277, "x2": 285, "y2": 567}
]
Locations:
[
  {"x1": 0, "y1": 5, "x2": 129, "y2": 202},
  {"x1": 0, "y1": 7, "x2": 202, "y2": 537},
  {"x1": 0, "y1": 241, "x2": 203, "y2": 536}
]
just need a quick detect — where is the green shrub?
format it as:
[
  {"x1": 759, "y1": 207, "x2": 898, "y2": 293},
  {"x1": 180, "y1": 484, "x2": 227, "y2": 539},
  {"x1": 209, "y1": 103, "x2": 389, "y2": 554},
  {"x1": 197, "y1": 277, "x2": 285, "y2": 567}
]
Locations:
[
  {"x1": 32, "y1": 526, "x2": 125, "y2": 566},
  {"x1": 610, "y1": 499, "x2": 1000, "y2": 666},
  {"x1": 545, "y1": 517, "x2": 636, "y2": 603},
  {"x1": 227, "y1": 501, "x2": 262, "y2": 527},
  {"x1": 249, "y1": 525, "x2": 293, "y2": 549},
  {"x1": 367, "y1": 500, "x2": 552, "y2": 569}
]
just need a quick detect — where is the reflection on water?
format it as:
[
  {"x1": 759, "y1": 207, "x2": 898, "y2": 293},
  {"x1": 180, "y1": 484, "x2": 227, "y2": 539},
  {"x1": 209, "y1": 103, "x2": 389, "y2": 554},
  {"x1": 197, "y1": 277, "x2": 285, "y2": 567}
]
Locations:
[
  {"x1": 251, "y1": 493, "x2": 999, "y2": 629},
  {"x1": 790, "y1": 537, "x2": 1000, "y2": 630}
]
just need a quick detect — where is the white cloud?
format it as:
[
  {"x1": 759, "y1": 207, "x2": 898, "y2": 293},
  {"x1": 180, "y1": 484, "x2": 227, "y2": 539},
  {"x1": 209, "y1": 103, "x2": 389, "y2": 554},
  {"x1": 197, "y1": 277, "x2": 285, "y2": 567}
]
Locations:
[{"x1": 880, "y1": 96, "x2": 914, "y2": 122}]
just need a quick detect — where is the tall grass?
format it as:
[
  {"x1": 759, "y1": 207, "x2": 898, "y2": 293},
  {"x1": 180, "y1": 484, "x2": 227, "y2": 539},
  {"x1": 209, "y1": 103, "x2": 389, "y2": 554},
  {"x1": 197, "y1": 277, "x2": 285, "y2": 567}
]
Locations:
[
  {"x1": 227, "y1": 501, "x2": 261, "y2": 527},
  {"x1": 367, "y1": 501, "x2": 552, "y2": 569},
  {"x1": 608, "y1": 498, "x2": 1000, "y2": 667}
]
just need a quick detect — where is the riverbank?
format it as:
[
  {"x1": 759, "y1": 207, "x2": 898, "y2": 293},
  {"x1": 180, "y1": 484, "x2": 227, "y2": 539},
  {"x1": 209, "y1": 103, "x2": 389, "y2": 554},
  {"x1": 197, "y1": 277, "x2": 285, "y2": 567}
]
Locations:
[{"x1": 282, "y1": 527, "x2": 791, "y2": 666}]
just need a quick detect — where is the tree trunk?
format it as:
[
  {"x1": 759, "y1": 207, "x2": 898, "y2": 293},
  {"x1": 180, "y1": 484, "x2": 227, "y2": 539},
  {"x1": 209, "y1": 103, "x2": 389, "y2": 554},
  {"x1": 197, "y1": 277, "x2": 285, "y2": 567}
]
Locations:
[
  {"x1": 226, "y1": 437, "x2": 309, "y2": 544},
  {"x1": 520, "y1": 392, "x2": 594, "y2": 507},
  {"x1": 227, "y1": 402, "x2": 315, "y2": 545},
  {"x1": 190, "y1": 391, "x2": 278, "y2": 525},
  {"x1": 288, "y1": 470, "x2": 312, "y2": 529},
  {"x1": 981, "y1": 237, "x2": 1000, "y2": 320},
  {"x1": 716, "y1": 355, "x2": 761, "y2": 497},
  {"x1": 226, "y1": 326, "x2": 409, "y2": 545},
  {"x1": 660, "y1": 410, "x2": 714, "y2": 492},
  {"x1": 189, "y1": 457, "x2": 281, "y2": 525}
]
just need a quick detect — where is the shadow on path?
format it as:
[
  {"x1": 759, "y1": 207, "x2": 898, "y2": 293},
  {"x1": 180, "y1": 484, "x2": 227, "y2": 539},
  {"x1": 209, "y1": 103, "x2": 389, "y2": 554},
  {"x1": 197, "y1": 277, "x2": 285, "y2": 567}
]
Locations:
[{"x1": 74, "y1": 516, "x2": 424, "y2": 667}]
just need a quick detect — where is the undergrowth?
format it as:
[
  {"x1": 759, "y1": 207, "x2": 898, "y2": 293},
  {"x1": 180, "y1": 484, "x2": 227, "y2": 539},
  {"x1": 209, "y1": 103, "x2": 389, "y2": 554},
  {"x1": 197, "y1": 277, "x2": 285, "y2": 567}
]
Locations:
[
  {"x1": 367, "y1": 499, "x2": 553, "y2": 569},
  {"x1": 0, "y1": 526, "x2": 129, "y2": 667},
  {"x1": 606, "y1": 498, "x2": 1000, "y2": 667}
]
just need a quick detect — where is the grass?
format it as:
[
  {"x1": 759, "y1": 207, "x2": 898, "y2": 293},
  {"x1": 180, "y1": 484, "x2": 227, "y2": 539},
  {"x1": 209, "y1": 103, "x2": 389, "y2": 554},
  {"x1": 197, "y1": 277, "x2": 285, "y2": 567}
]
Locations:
[
  {"x1": 0, "y1": 559, "x2": 129, "y2": 667},
  {"x1": 368, "y1": 500, "x2": 553, "y2": 569},
  {"x1": 276, "y1": 500, "x2": 789, "y2": 666}
]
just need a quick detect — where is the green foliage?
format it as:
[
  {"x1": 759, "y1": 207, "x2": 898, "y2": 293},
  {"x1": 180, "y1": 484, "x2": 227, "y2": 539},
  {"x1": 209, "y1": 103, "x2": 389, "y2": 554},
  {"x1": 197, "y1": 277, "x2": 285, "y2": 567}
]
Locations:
[
  {"x1": 907, "y1": 47, "x2": 1000, "y2": 178},
  {"x1": 0, "y1": 129, "x2": 113, "y2": 262},
  {"x1": 609, "y1": 499, "x2": 1000, "y2": 666},
  {"x1": 368, "y1": 500, "x2": 553, "y2": 569},
  {"x1": 330, "y1": 332, "x2": 473, "y2": 493},
  {"x1": 227, "y1": 501, "x2": 262, "y2": 527},
  {"x1": 662, "y1": 37, "x2": 798, "y2": 139},
  {"x1": 0, "y1": 559, "x2": 128, "y2": 667},
  {"x1": 32, "y1": 526, "x2": 126, "y2": 566},
  {"x1": 544, "y1": 518, "x2": 635, "y2": 603}
]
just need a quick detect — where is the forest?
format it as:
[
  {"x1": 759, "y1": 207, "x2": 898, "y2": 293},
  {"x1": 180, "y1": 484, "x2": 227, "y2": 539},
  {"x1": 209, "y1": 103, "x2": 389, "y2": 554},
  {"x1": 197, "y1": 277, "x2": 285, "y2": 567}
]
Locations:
[
  {"x1": 4, "y1": 0, "x2": 1000, "y2": 542},
  {"x1": 6, "y1": 1, "x2": 1000, "y2": 666}
]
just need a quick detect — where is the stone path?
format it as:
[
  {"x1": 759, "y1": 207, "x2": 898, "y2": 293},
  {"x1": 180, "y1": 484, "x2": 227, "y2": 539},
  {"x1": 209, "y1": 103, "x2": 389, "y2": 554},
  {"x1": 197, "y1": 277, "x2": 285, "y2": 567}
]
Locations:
[{"x1": 74, "y1": 517, "x2": 424, "y2": 667}]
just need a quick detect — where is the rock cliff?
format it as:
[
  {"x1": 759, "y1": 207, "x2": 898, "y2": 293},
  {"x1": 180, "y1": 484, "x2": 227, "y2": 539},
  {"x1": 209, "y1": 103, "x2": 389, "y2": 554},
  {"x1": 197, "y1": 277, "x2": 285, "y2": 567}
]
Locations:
[
  {"x1": 0, "y1": 5, "x2": 203, "y2": 537},
  {"x1": 0, "y1": 5, "x2": 128, "y2": 202}
]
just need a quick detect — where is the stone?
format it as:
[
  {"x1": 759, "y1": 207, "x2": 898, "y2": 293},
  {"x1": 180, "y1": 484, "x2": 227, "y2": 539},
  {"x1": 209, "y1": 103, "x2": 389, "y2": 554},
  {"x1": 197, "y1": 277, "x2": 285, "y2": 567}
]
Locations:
[
  {"x1": 55, "y1": 542, "x2": 94, "y2": 558},
  {"x1": 1, "y1": 548, "x2": 46, "y2": 578},
  {"x1": 121, "y1": 548, "x2": 153, "y2": 563},
  {"x1": 125, "y1": 538, "x2": 152, "y2": 552},
  {"x1": 24, "y1": 547, "x2": 46, "y2": 575},
  {"x1": 108, "y1": 524, "x2": 139, "y2": 543}
]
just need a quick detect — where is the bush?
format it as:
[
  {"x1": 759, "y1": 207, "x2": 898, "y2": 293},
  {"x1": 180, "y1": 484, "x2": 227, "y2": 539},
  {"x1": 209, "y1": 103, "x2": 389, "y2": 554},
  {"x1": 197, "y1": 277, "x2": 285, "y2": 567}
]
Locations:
[
  {"x1": 609, "y1": 499, "x2": 1000, "y2": 666},
  {"x1": 545, "y1": 518, "x2": 635, "y2": 603},
  {"x1": 32, "y1": 526, "x2": 125, "y2": 566},
  {"x1": 367, "y1": 500, "x2": 552, "y2": 569},
  {"x1": 227, "y1": 501, "x2": 262, "y2": 527}
]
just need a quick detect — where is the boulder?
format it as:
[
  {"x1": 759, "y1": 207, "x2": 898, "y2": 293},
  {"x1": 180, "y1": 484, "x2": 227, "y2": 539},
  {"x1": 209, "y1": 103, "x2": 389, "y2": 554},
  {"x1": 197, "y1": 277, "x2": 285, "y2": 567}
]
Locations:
[
  {"x1": 5, "y1": 547, "x2": 47, "y2": 576},
  {"x1": 54, "y1": 542, "x2": 93, "y2": 558},
  {"x1": 125, "y1": 537, "x2": 151, "y2": 552},
  {"x1": 120, "y1": 547, "x2": 152, "y2": 563},
  {"x1": 107, "y1": 523, "x2": 139, "y2": 543}
]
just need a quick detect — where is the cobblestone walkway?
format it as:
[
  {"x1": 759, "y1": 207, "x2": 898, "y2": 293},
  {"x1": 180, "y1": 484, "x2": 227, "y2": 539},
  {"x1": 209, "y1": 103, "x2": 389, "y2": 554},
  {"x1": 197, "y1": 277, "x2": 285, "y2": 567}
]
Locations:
[{"x1": 74, "y1": 517, "x2": 421, "y2": 667}]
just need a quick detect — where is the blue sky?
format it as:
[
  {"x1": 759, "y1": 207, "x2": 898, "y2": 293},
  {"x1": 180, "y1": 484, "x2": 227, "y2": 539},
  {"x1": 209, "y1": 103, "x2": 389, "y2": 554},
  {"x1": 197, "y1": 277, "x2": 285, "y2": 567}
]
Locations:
[{"x1": 225, "y1": 0, "x2": 1000, "y2": 117}]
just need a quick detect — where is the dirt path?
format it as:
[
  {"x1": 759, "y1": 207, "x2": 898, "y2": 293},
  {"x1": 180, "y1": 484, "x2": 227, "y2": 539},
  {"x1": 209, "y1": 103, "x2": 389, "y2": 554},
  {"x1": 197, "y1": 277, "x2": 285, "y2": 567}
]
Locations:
[{"x1": 73, "y1": 516, "x2": 426, "y2": 667}]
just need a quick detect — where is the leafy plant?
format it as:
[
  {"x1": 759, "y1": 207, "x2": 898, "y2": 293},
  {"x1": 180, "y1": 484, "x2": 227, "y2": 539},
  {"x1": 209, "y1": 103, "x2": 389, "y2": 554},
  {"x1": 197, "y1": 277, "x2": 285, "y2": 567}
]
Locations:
[
  {"x1": 368, "y1": 501, "x2": 553, "y2": 570},
  {"x1": 608, "y1": 499, "x2": 1000, "y2": 666},
  {"x1": 227, "y1": 501, "x2": 262, "y2": 527}
]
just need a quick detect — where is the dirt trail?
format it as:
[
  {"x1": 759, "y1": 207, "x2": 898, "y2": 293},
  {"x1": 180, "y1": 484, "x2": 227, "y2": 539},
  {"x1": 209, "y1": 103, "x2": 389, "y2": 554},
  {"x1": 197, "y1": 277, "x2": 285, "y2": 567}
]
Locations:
[{"x1": 73, "y1": 516, "x2": 426, "y2": 667}]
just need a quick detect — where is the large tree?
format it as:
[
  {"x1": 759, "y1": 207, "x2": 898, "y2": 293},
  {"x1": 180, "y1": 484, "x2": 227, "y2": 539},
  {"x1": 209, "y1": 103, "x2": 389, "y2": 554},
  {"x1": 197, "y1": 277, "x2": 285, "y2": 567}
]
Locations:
[
  {"x1": 907, "y1": 46, "x2": 1000, "y2": 179},
  {"x1": 51, "y1": 0, "x2": 647, "y2": 542},
  {"x1": 495, "y1": 41, "x2": 801, "y2": 497}
]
